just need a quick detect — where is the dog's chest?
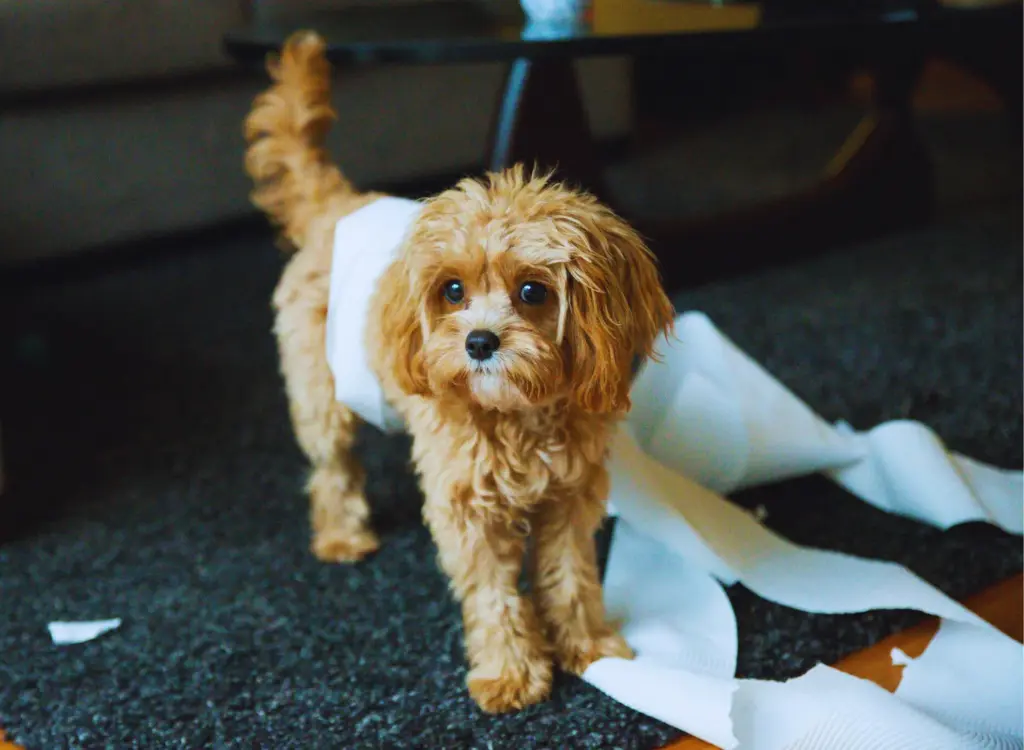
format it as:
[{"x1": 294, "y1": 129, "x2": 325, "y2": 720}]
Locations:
[
  {"x1": 409, "y1": 401, "x2": 611, "y2": 512},
  {"x1": 467, "y1": 411, "x2": 607, "y2": 504}
]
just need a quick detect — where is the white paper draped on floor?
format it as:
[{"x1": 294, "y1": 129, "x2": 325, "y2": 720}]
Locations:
[{"x1": 585, "y1": 312, "x2": 1023, "y2": 749}]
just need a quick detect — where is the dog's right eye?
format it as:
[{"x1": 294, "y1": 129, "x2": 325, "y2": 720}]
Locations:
[{"x1": 442, "y1": 280, "x2": 465, "y2": 304}]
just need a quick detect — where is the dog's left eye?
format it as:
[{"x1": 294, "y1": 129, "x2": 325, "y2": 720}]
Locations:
[
  {"x1": 442, "y1": 280, "x2": 465, "y2": 304},
  {"x1": 519, "y1": 282, "x2": 547, "y2": 305}
]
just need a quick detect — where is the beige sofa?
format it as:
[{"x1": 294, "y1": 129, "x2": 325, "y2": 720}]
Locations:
[{"x1": 0, "y1": 0, "x2": 632, "y2": 266}]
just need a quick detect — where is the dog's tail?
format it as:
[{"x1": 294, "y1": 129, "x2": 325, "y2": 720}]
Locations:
[{"x1": 244, "y1": 31, "x2": 355, "y2": 251}]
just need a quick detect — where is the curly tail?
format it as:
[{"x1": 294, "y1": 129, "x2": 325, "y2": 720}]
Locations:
[{"x1": 243, "y1": 31, "x2": 355, "y2": 250}]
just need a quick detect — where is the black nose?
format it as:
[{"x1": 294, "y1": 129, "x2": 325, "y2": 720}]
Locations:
[{"x1": 465, "y1": 329, "x2": 500, "y2": 361}]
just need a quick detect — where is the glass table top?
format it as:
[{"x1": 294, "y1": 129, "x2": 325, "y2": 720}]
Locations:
[{"x1": 224, "y1": 0, "x2": 1016, "y2": 66}]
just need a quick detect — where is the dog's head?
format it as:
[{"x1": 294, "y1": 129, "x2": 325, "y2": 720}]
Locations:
[{"x1": 376, "y1": 167, "x2": 674, "y2": 415}]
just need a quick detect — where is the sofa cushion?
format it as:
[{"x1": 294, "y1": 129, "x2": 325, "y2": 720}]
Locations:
[
  {"x1": 0, "y1": 0, "x2": 249, "y2": 95},
  {"x1": 0, "y1": 52, "x2": 630, "y2": 264}
]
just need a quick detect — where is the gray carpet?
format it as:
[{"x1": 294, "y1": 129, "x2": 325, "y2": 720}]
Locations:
[{"x1": 0, "y1": 108, "x2": 1021, "y2": 749}]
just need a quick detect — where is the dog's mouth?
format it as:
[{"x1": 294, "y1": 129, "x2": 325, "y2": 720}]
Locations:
[
  {"x1": 467, "y1": 355, "x2": 505, "y2": 375},
  {"x1": 466, "y1": 355, "x2": 514, "y2": 397},
  {"x1": 467, "y1": 370, "x2": 523, "y2": 411},
  {"x1": 464, "y1": 351, "x2": 563, "y2": 412}
]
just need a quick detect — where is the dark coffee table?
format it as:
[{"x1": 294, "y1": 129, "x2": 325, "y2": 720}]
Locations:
[{"x1": 224, "y1": 0, "x2": 1020, "y2": 289}]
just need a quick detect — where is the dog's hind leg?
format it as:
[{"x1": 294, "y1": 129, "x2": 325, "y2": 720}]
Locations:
[{"x1": 273, "y1": 252, "x2": 379, "y2": 563}]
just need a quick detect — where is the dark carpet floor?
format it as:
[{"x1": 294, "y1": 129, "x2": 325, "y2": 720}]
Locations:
[{"x1": 0, "y1": 107, "x2": 1021, "y2": 749}]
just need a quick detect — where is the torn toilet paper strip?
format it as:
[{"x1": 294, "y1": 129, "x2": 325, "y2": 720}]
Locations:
[
  {"x1": 895, "y1": 618, "x2": 1023, "y2": 742},
  {"x1": 586, "y1": 521, "x2": 739, "y2": 747},
  {"x1": 630, "y1": 312, "x2": 1022, "y2": 534},
  {"x1": 579, "y1": 312, "x2": 1021, "y2": 748},
  {"x1": 589, "y1": 428, "x2": 1018, "y2": 747},
  {"x1": 828, "y1": 419, "x2": 1023, "y2": 533},
  {"x1": 719, "y1": 615, "x2": 1023, "y2": 750},
  {"x1": 727, "y1": 659, "x2": 1018, "y2": 750},
  {"x1": 607, "y1": 426, "x2": 993, "y2": 626},
  {"x1": 326, "y1": 196, "x2": 422, "y2": 435},
  {"x1": 48, "y1": 618, "x2": 122, "y2": 645}
]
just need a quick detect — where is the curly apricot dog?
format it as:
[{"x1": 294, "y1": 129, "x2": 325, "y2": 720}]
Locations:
[{"x1": 244, "y1": 32, "x2": 674, "y2": 713}]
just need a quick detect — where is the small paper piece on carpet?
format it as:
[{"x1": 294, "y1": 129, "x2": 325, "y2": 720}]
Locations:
[{"x1": 48, "y1": 618, "x2": 122, "y2": 645}]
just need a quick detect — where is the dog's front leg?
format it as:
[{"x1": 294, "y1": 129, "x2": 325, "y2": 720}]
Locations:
[
  {"x1": 424, "y1": 499, "x2": 553, "y2": 713},
  {"x1": 530, "y1": 467, "x2": 633, "y2": 676}
]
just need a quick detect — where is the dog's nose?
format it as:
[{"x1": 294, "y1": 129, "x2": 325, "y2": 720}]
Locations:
[{"x1": 465, "y1": 329, "x2": 500, "y2": 361}]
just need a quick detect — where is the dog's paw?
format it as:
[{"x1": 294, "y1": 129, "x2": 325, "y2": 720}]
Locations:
[
  {"x1": 311, "y1": 527, "x2": 379, "y2": 563},
  {"x1": 555, "y1": 631, "x2": 633, "y2": 676},
  {"x1": 467, "y1": 657, "x2": 553, "y2": 714}
]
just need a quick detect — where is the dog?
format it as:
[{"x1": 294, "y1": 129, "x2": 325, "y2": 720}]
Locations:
[{"x1": 243, "y1": 31, "x2": 674, "y2": 714}]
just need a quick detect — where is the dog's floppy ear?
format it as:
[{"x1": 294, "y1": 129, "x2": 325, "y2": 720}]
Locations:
[
  {"x1": 372, "y1": 256, "x2": 431, "y2": 397},
  {"x1": 563, "y1": 206, "x2": 674, "y2": 415}
]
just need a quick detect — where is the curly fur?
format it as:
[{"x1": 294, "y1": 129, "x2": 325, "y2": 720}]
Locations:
[{"x1": 244, "y1": 31, "x2": 675, "y2": 714}]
